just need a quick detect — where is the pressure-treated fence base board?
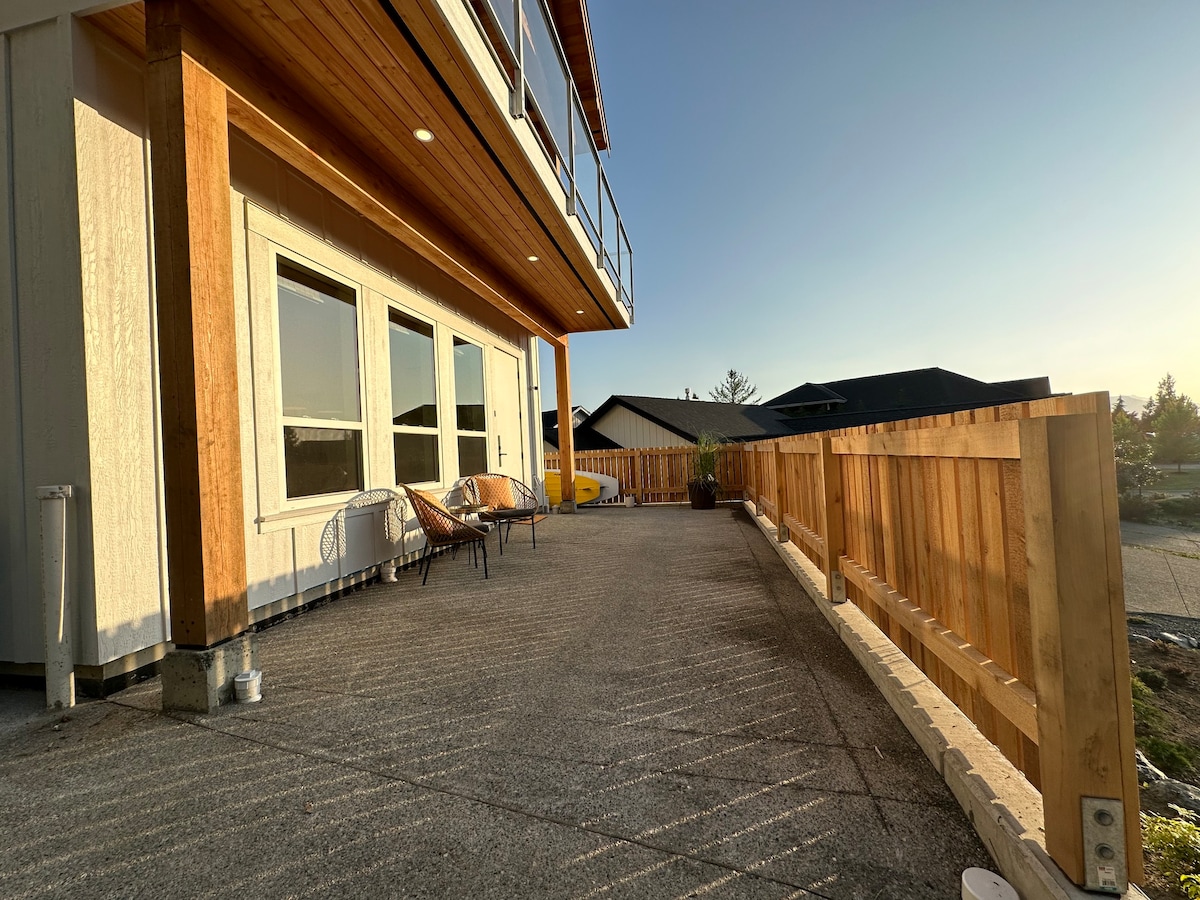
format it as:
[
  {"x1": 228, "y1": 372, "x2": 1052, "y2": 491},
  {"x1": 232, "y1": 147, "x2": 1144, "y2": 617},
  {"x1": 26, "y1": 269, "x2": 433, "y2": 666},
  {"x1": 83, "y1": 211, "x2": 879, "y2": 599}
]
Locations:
[{"x1": 742, "y1": 501, "x2": 1150, "y2": 900}]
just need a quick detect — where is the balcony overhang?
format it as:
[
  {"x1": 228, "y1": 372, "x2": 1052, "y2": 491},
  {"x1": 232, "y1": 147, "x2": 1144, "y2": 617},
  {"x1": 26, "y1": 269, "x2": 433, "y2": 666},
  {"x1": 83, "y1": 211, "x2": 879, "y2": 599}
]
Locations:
[{"x1": 85, "y1": 0, "x2": 630, "y2": 343}]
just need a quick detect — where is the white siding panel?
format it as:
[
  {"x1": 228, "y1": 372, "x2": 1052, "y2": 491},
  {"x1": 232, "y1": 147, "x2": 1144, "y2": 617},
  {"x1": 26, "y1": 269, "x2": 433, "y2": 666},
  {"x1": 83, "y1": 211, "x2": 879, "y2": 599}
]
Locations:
[
  {"x1": 592, "y1": 406, "x2": 692, "y2": 449},
  {"x1": 74, "y1": 22, "x2": 168, "y2": 663}
]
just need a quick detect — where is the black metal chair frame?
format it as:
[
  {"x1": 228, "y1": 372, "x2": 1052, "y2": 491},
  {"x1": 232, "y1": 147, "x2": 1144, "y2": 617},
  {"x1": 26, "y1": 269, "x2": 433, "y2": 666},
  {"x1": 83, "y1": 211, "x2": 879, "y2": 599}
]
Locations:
[
  {"x1": 462, "y1": 474, "x2": 539, "y2": 556},
  {"x1": 402, "y1": 486, "x2": 490, "y2": 586}
]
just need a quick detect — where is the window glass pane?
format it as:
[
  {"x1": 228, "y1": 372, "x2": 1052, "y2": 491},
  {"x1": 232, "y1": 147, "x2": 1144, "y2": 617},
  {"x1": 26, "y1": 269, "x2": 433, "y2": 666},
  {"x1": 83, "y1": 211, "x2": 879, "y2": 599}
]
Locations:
[
  {"x1": 283, "y1": 427, "x2": 363, "y2": 498},
  {"x1": 389, "y1": 310, "x2": 437, "y2": 427},
  {"x1": 278, "y1": 262, "x2": 360, "y2": 422},
  {"x1": 394, "y1": 432, "x2": 439, "y2": 485},
  {"x1": 453, "y1": 338, "x2": 486, "y2": 432},
  {"x1": 458, "y1": 435, "x2": 488, "y2": 478}
]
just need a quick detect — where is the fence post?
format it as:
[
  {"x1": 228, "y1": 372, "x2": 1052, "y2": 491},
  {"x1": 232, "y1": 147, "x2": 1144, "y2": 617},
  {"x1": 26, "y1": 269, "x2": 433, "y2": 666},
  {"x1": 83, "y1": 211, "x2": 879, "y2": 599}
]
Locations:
[
  {"x1": 634, "y1": 449, "x2": 643, "y2": 505},
  {"x1": 1019, "y1": 414, "x2": 1142, "y2": 891},
  {"x1": 773, "y1": 441, "x2": 788, "y2": 542},
  {"x1": 819, "y1": 436, "x2": 846, "y2": 603}
]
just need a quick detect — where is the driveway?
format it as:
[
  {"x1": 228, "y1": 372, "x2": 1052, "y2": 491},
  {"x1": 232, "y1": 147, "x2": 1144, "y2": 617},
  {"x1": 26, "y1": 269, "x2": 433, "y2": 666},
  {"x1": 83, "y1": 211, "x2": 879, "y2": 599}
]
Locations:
[{"x1": 1122, "y1": 521, "x2": 1200, "y2": 618}]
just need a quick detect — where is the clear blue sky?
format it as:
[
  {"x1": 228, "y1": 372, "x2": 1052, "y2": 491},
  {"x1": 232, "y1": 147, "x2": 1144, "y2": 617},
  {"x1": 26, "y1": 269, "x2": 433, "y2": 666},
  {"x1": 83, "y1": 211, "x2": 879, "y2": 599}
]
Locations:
[{"x1": 539, "y1": 1, "x2": 1200, "y2": 411}]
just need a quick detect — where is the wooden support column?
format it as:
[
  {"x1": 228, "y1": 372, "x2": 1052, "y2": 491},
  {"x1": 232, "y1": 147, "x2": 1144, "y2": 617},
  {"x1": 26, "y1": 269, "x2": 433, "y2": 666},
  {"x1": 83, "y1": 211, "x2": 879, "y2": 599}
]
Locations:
[
  {"x1": 1020, "y1": 414, "x2": 1143, "y2": 889},
  {"x1": 147, "y1": 1, "x2": 248, "y2": 648},
  {"x1": 819, "y1": 437, "x2": 846, "y2": 603},
  {"x1": 554, "y1": 339, "x2": 576, "y2": 510}
]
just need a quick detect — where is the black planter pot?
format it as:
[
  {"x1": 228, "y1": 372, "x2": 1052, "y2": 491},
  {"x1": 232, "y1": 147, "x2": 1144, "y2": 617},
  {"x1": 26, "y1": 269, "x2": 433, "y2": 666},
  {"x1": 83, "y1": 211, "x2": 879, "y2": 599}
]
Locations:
[{"x1": 687, "y1": 482, "x2": 718, "y2": 510}]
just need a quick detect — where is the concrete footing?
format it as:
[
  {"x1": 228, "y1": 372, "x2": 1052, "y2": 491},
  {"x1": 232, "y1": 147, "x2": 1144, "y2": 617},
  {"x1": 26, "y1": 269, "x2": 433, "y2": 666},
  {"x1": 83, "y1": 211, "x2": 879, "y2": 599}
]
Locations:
[
  {"x1": 558, "y1": 500, "x2": 577, "y2": 514},
  {"x1": 160, "y1": 633, "x2": 259, "y2": 713}
]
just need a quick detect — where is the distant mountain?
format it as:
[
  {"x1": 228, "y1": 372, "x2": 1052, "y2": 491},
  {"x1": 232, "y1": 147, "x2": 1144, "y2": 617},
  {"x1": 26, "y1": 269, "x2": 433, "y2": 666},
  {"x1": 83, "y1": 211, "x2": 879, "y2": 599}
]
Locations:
[{"x1": 1112, "y1": 395, "x2": 1149, "y2": 416}]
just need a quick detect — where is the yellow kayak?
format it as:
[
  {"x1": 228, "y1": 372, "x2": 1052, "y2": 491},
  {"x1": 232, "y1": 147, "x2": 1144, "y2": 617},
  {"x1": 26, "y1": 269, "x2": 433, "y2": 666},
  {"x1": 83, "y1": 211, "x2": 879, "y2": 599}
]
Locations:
[{"x1": 544, "y1": 470, "x2": 602, "y2": 506}]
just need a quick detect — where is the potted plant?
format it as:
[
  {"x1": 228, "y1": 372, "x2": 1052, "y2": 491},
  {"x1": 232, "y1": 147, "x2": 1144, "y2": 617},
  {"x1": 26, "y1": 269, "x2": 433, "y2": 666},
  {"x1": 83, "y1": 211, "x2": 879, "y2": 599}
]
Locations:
[{"x1": 687, "y1": 432, "x2": 722, "y2": 509}]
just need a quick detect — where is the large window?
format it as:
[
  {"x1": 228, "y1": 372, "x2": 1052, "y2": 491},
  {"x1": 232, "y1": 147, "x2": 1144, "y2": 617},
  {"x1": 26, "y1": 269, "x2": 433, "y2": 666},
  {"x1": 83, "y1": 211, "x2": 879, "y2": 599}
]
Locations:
[
  {"x1": 277, "y1": 260, "x2": 364, "y2": 499},
  {"x1": 389, "y1": 309, "x2": 439, "y2": 484},
  {"x1": 453, "y1": 337, "x2": 488, "y2": 477}
]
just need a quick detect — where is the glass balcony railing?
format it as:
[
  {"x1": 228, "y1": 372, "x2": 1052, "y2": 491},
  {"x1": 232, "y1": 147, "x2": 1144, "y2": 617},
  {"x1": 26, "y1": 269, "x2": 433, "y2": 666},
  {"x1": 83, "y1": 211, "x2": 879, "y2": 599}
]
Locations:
[{"x1": 467, "y1": 0, "x2": 635, "y2": 320}]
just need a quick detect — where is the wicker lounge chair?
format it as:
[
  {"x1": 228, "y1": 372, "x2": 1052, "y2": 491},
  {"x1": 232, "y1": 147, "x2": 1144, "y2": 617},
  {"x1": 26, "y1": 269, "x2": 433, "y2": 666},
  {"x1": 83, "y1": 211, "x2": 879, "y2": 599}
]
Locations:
[
  {"x1": 462, "y1": 473, "x2": 539, "y2": 555},
  {"x1": 402, "y1": 485, "x2": 489, "y2": 585}
]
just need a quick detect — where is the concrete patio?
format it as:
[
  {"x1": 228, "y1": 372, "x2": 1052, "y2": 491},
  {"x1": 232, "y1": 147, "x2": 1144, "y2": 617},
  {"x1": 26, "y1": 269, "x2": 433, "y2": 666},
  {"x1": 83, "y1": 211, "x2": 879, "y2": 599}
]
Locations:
[{"x1": 0, "y1": 506, "x2": 991, "y2": 898}]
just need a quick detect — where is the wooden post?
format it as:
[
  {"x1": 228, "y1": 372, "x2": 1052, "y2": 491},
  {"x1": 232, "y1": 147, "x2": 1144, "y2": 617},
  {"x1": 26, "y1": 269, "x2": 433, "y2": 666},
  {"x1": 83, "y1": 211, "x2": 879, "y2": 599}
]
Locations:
[
  {"x1": 819, "y1": 436, "x2": 846, "y2": 603},
  {"x1": 553, "y1": 339, "x2": 575, "y2": 510},
  {"x1": 147, "y1": 2, "x2": 248, "y2": 648},
  {"x1": 1020, "y1": 414, "x2": 1143, "y2": 889},
  {"x1": 773, "y1": 440, "x2": 788, "y2": 542},
  {"x1": 634, "y1": 449, "x2": 643, "y2": 505}
]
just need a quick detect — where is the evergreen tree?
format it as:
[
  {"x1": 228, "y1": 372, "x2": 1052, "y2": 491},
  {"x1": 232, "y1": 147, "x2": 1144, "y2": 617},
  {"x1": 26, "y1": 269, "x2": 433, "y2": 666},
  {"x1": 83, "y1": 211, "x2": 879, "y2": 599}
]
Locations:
[
  {"x1": 1111, "y1": 399, "x2": 1157, "y2": 493},
  {"x1": 709, "y1": 369, "x2": 759, "y2": 404},
  {"x1": 1144, "y1": 374, "x2": 1200, "y2": 473}
]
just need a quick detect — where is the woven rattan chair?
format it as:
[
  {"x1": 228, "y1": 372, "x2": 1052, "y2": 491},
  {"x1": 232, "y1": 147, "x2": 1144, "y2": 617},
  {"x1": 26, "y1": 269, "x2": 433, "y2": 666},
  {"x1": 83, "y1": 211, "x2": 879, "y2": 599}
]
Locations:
[
  {"x1": 462, "y1": 473, "x2": 539, "y2": 555},
  {"x1": 402, "y1": 485, "x2": 489, "y2": 585}
]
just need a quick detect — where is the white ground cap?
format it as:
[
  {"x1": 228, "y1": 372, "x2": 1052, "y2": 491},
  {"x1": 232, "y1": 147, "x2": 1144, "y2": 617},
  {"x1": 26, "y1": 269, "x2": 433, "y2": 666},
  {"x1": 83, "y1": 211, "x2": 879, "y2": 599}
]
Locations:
[
  {"x1": 233, "y1": 669, "x2": 262, "y2": 703},
  {"x1": 962, "y1": 868, "x2": 1018, "y2": 900}
]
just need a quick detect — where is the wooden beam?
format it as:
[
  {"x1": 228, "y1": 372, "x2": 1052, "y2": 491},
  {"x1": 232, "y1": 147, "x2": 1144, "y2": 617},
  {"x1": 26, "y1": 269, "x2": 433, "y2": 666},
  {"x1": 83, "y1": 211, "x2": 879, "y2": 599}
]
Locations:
[
  {"x1": 554, "y1": 339, "x2": 575, "y2": 505},
  {"x1": 146, "y1": 0, "x2": 247, "y2": 648},
  {"x1": 1020, "y1": 413, "x2": 1143, "y2": 888}
]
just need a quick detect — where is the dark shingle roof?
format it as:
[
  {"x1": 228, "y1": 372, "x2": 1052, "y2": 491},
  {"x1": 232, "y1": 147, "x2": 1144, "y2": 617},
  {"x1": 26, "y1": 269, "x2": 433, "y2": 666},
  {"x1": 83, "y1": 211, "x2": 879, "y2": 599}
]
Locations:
[
  {"x1": 541, "y1": 409, "x2": 621, "y2": 451},
  {"x1": 585, "y1": 396, "x2": 798, "y2": 444},
  {"x1": 764, "y1": 367, "x2": 1026, "y2": 415}
]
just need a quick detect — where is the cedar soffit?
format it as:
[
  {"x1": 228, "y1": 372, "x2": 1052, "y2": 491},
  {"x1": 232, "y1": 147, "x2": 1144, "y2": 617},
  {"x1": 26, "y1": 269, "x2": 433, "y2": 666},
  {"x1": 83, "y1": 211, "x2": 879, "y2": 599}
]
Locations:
[{"x1": 85, "y1": 0, "x2": 626, "y2": 338}]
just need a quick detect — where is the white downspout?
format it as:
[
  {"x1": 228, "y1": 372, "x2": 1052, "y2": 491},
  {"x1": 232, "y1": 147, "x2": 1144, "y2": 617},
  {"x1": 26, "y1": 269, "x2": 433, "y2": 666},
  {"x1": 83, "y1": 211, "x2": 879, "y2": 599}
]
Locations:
[{"x1": 37, "y1": 484, "x2": 74, "y2": 709}]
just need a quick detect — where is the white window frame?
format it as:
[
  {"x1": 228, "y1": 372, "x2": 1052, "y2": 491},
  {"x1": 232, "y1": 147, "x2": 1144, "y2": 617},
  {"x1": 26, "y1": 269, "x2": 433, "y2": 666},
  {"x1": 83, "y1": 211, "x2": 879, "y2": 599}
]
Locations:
[
  {"x1": 271, "y1": 251, "x2": 370, "y2": 508},
  {"x1": 386, "y1": 301, "x2": 442, "y2": 488},
  {"x1": 450, "y1": 332, "x2": 491, "y2": 479}
]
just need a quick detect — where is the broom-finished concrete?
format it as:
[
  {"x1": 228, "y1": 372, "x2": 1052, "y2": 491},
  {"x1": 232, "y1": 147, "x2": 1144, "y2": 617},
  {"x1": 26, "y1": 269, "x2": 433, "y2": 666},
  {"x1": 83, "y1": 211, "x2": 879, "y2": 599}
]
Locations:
[{"x1": 0, "y1": 506, "x2": 991, "y2": 898}]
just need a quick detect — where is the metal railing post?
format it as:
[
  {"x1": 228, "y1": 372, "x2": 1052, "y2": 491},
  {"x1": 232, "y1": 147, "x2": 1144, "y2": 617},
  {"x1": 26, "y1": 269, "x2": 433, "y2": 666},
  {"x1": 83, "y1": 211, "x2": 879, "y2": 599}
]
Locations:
[{"x1": 509, "y1": 0, "x2": 525, "y2": 118}]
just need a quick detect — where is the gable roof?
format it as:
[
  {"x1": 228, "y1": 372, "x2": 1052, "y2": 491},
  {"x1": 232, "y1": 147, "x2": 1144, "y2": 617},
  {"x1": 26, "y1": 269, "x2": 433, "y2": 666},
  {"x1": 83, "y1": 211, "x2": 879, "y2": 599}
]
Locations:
[
  {"x1": 585, "y1": 395, "x2": 797, "y2": 443},
  {"x1": 764, "y1": 367, "x2": 1025, "y2": 414}
]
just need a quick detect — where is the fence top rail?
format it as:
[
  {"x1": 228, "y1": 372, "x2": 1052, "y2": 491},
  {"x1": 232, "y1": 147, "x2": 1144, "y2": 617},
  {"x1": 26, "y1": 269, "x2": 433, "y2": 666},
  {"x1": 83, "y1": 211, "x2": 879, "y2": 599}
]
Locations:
[{"x1": 832, "y1": 419, "x2": 1021, "y2": 460}]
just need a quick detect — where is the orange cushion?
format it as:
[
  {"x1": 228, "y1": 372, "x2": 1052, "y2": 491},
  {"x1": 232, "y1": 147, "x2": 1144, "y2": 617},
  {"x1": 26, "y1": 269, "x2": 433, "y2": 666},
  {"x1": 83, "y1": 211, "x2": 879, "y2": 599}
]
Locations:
[
  {"x1": 413, "y1": 488, "x2": 453, "y2": 517},
  {"x1": 475, "y1": 478, "x2": 516, "y2": 510}
]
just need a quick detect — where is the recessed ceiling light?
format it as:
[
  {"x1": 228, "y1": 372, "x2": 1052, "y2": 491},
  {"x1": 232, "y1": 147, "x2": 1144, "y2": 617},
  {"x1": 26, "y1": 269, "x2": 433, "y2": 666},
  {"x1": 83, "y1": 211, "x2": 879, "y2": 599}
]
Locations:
[
  {"x1": 527, "y1": 255, "x2": 539, "y2": 262},
  {"x1": 575, "y1": 309, "x2": 585, "y2": 314},
  {"x1": 413, "y1": 128, "x2": 435, "y2": 143}
]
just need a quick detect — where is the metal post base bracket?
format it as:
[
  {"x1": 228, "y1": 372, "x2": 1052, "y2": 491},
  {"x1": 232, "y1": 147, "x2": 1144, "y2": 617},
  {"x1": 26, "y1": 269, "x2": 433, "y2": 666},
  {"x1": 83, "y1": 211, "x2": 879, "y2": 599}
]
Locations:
[{"x1": 1081, "y1": 796, "x2": 1126, "y2": 894}]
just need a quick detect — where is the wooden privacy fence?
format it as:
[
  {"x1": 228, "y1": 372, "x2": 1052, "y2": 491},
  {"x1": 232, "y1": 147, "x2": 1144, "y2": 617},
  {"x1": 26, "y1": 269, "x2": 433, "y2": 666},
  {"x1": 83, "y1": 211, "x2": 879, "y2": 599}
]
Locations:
[
  {"x1": 544, "y1": 393, "x2": 1140, "y2": 889},
  {"x1": 743, "y1": 392, "x2": 1140, "y2": 889},
  {"x1": 544, "y1": 447, "x2": 747, "y2": 504}
]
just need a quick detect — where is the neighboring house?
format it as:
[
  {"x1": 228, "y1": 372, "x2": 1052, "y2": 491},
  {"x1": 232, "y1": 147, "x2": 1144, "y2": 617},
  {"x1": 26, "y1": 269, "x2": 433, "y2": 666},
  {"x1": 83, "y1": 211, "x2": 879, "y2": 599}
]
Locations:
[
  {"x1": 541, "y1": 405, "x2": 614, "y2": 453},
  {"x1": 0, "y1": 0, "x2": 633, "y2": 704},
  {"x1": 763, "y1": 368, "x2": 1053, "y2": 434},
  {"x1": 585, "y1": 396, "x2": 798, "y2": 447},
  {"x1": 581, "y1": 369, "x2": 1053, "y2": 449}
]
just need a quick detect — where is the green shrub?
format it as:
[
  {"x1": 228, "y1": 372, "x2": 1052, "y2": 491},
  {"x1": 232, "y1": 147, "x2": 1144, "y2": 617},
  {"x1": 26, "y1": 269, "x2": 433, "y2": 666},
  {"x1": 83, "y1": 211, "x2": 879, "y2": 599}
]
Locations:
[
  {"x1": 1143, "y1": 736, "x2": 1198, "y2": 779},
  {"x1": 1120, "y1": 492, "x2": 1160, "y2": 522},
  {"x1": 1139, "y1": 668, "x2": 1170, "y2": 692},
  {"x1": 1161, "y1": 492, "x2": 1200, "y2": 518},
  {"x1": 1143, "y1": 808, "x2": 1200, "y2": 888}
]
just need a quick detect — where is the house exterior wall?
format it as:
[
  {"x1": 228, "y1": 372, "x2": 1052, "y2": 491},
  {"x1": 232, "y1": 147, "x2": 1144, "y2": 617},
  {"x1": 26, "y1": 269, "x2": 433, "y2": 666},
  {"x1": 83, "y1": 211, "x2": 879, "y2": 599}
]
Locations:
[
  {"x1": 591, "y1": 407, "x2": 692, "y2": 449},
  {"x1": 0, "y1": 18, "x2": 544, "y2": 673}
]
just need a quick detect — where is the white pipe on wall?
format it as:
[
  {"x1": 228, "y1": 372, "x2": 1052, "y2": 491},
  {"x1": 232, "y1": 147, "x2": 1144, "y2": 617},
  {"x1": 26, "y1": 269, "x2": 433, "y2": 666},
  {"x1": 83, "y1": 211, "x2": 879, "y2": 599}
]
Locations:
[{"x1": 36, "y1": 484, "x2": 74, "y2": 709}]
